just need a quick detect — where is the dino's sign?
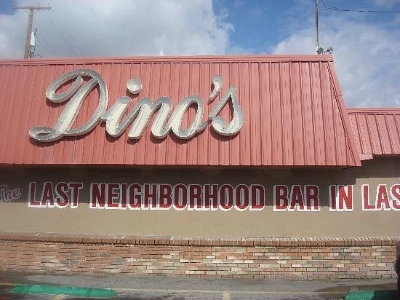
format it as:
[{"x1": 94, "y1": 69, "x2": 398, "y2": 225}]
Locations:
[{"x1": 29, "y1": 69, "x2": 244, "y2": 142}]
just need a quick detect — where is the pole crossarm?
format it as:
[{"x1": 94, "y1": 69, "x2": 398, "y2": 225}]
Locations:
[{"x1": 13, "y1": 5, "x2": 51, "y2": 10}]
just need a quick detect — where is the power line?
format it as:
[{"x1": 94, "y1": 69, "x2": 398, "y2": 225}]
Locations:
[
  {"x1": 50, "y1": 10, "x2": 86, "y2": 56},
  {"x1": 47, "y1": 13, "x2": 79, "y2": 57},
  {"x1": 35, "y1": 30, "x2": 58, "y2": 57},
  {"x1": 320, "y1": 0, "x2": 400, "y2": 14},
  {"x1": 31, "y1": 9, "x2": 80, "y2": 58}
]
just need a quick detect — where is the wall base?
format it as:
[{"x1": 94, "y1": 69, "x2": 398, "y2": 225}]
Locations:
[{"x1": 0, "y1": 232, "x2": 398, "y2": 280}]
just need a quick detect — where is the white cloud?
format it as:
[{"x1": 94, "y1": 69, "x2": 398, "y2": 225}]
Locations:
[
  {"x1": 2, "y1": 0, "x2": 398, "y2": 108},
  {"x1": 272, "y1": 14, "x2": 400, "y2": 108},
  {"x1": 0, "y1": 9, "x2": 27, "y2": 58},
  {"x1": 0, "y1": 0, "x2": 232, "y2": 58},
  {"x1": 373, "y1": 0, "x2": 400, "y2": 9}
]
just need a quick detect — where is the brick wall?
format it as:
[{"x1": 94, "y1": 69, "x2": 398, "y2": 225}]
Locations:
[{"x1": 0, "y1": 232, "x2": 398, "y2": 280}]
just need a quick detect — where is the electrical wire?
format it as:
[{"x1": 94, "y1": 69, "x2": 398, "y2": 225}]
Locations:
[
  {"x1": 50, "y1": 9, "x2": 86, "y2": 56},
  {"x1": 320, "y1": 0, "x2": 400, "y2": 14},
  {"x1": 47, "y1": 12, "x2": 80, "y2": 57},
  {"x1": 35, "y1": 31, "x2": 59, "y2": 57},
  {"x1": 17, "y1": 5, "x2": 81, "y2": 57}
]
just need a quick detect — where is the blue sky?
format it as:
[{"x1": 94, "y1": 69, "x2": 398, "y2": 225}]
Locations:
[
  {"x1": 0, "y1": 0, "x2": 399, "y2": 107},
  {"x1": 215, "y1": 0, "x2": 306, "y2": 53},
  {"x1": 216, "y1": 0, "x2": 400, "y2": 54}
]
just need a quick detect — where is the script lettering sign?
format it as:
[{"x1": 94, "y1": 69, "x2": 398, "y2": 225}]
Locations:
[{"x1": 29, "y1": 69, "x2": 244, "y2": 142}]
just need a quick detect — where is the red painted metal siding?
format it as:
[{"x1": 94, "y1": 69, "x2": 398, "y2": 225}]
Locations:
[
  {"x1": 348, "y1": 109, "x2": 400, "y2": 157},
  {"x1": 0, "y1": 55, "x2": 360, "y2": 166}
]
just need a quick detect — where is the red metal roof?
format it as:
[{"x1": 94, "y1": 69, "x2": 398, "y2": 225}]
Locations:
[
  {"x1": 0, "y1": 55, "x2": 360, "y2": 167},
  {"x1": 348, "y1": 109, "x2": 400, "y2": 158}
]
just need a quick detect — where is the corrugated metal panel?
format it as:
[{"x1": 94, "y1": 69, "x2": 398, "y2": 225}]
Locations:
[
  {"x1": 348, "y1": 109, "x2": 400, "y2": 157},
  {"x1": 0, "y1": 55, "x2": 360, "y2": 166}
]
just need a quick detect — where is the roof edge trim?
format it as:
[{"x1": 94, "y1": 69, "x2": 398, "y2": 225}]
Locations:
[
  {"x1": 360, "y1": 154, "x2": 374, "y2": 160},
  {"x1": 327, "y1": 61, "x2": 362, "y2": 167},
  {"x1": 0, "y1": 54, "x2": 334, "y2": 66},
  {"x1": 348, "y1": 108, "x2": 400, "y2": 114}
]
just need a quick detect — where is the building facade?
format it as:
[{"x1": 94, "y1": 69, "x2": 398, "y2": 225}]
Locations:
[{"x1": 0, "y1": 55, "x2": 399, "y2": 279}]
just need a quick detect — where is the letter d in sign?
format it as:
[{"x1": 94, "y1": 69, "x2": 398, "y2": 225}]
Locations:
[{"x1": 29, "y1": 69, "x2": 108, "y2": 142}]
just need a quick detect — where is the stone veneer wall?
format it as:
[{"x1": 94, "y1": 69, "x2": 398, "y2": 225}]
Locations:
[{"x1": 0, "y1": 232, "x2": 398, "y2": 280}]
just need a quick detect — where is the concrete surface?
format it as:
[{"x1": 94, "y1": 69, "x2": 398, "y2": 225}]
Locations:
[{"x1": 0, "y1": 271, "x2": 398, "y2": 299}]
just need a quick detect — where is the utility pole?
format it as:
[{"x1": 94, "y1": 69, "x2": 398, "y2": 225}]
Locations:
[
  {"x1": 314, "y1": 0, "x2": 333, "y2": 55},
  {"x1": 13, "y1": 4, "x2": 51, "y2": 59},
  {"x1": 315, "y1": 0, "x2": 320, "y2": 53}
]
